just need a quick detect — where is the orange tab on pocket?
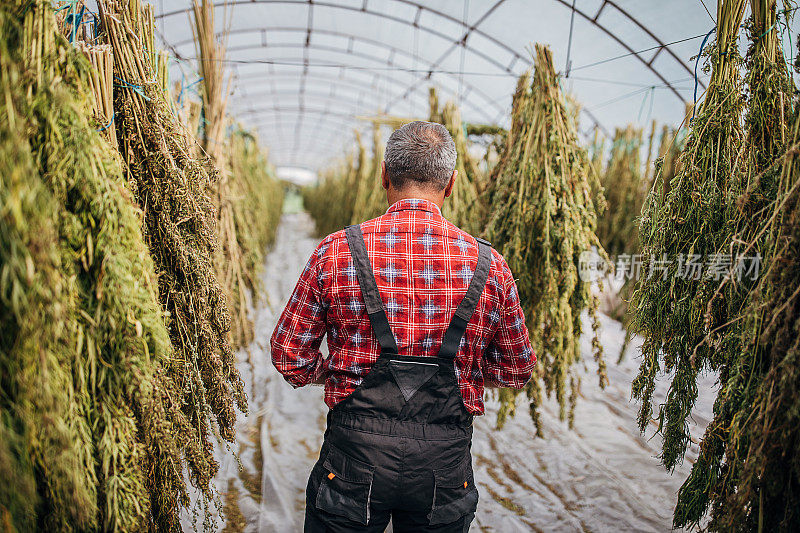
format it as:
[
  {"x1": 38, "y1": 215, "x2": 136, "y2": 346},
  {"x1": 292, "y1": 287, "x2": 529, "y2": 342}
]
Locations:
[
  {"x1": 463, "y1": 481, "x2": 468, "y2": 488},
  {"x1": 327, "y1": 472, "x2": 336, "y2": 480}
]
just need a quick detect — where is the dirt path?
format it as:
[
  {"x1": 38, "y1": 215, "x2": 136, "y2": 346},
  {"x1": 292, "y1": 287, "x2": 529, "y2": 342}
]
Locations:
[{"x1": 216, "y1": 212, "x2": 715, "y2": 532}]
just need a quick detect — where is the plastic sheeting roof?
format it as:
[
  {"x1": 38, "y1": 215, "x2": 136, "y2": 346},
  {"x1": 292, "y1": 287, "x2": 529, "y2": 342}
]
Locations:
[{"x1": 151, "y1": 1, "x2": 796, "y2": 170}]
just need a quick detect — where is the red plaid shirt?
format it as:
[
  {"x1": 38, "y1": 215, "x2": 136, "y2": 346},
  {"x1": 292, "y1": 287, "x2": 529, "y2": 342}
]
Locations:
[{"x1": 270, "y1": 198, "x2": 535, "y2": 415}]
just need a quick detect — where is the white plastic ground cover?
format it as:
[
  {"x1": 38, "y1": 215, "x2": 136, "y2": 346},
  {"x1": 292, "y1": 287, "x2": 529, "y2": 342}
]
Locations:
[{"x1": 201, "y1": 211, "x2": 716, "y2": 532}]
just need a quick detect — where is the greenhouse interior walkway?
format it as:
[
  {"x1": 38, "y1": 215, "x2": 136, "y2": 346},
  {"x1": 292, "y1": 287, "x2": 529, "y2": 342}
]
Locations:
[{"x1": 209, "y1": 211, "x2": 717, "y2": 533}]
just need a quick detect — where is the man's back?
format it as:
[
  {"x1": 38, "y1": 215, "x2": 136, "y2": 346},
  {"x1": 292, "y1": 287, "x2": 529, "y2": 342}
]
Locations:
[
  {"x1": 271, "y1": 198, "x2": 535, "y2": 415},
  {"x1": 273, "y1": 121, "x2": 534, "y2": 532}
]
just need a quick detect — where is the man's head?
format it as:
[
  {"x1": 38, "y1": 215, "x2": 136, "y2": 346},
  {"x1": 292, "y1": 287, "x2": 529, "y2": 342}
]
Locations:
[{"x1": 381, "y1": 121, "x2": 457, "y2": 207}]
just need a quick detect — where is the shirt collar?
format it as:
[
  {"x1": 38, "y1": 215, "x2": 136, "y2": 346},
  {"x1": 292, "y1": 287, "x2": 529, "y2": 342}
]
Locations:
[{"x1": 386, "y1": 198, "x2": 442, "y2": 217}]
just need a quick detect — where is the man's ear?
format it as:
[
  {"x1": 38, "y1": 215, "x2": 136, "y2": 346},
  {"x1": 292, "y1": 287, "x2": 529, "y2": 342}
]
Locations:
[
  {"x1": 381, "y1": 161, "x2": 390, "y2": 191},
  {"x1": 444, "y1": 170, "x2": 457, "y2": 198}
]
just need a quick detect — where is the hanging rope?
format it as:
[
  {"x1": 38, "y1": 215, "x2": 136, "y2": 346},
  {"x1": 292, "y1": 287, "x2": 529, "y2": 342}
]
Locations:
[
  {"x1": 113, "y1": 75, "x2": 155, "y2": 101},
  {"x1": 95, "y1": 111, "x2": 115, "y2": 132},
  {"x1": 691, "y1": 27, "x2": 716, "y2": 123}
]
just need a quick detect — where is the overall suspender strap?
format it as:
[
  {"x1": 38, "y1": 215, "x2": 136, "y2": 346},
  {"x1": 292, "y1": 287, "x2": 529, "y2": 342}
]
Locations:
[
  {"x1": 345, "y1": 224, "x2": 399, "y2": 354},
  {"x1": 438, "y1": 239, "x2": 492, "y2": 361}
]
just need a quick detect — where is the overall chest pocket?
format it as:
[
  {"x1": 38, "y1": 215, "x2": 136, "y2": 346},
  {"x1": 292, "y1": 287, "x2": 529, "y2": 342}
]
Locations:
[
  {"x1": 428, "y1": 452, "x2": 479, "y2": 525},
  {"x1": 315, "y1": 445, "x2": 375, "y2": 525}
]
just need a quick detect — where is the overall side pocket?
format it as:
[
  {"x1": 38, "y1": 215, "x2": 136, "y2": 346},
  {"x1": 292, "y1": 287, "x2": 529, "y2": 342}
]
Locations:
[
  {"x1": 315, "y1": 444, "x2": 375, "y2": 525},
  {"x1": 428, "y1": 451, "x2": 479, "y2": 526}
]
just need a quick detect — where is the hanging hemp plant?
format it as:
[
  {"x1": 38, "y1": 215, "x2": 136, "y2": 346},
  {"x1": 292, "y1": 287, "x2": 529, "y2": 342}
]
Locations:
[
  {"x1": 668, "y1": 0, "x2": 795, "y2": 529},
  {"x1": 227, "y1": 128, "x2": 285, "y2": 295},
  {"x1": 350, "y1": 125, "x2": 386, "y2": 223},
  {"x1": 596, "y1": 125, "x2": 647, "y2": 259},
  {"x1": 303, "y1": 151, "x2": 357, "y2": 236},
  {"x1": 2, "y1": 1, "x2": 218, "y2": 530},
  {"x1": 629, "y1": 0, "x2": 798, "y2": 529},
  {"x1": 192, "y1": 0, "x2": 229, "y2": 162},
  {"x1": 193, "y1": 0, "x2": 254, "y2": 347},
  {"x1": 0, "y1": 7, "x2": 96, "y2": 529},
  {"x1": 630, "y1": 0, "x2": 748, "y2": 474},
  {"x1": 96, "y1": 1, "x2": 246, "y2": 528},
  {"x1": 428, "y1": 88, "x2": 484, "y2": 234},
  {"x1": 304, "y1": 128, "x2": 372, "y2": 235},
  {"x1": 717, "y1": 107, "x2": 800, "y2": 532},
  {"x1": 654, "y1": 124, "x2": 687, "y2": 199},
  {"x1": 595, "y1": 126, "x2": 646, "y2": 363},
  {"x1": 485, "y1": 44, "x2": 608, "y2": 435}
]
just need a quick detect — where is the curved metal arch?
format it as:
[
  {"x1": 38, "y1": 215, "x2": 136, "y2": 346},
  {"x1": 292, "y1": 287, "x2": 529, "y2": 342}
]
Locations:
[
  {"x1": 239, "y1": 74, "x2": 405, "y2": 158},
  {"x1": 155, "y1": 0, "x2": 696, "y2": 132},
  {"x1": 158, "y1": 0, "x2": 696, "y2": 105},
  {"x1": 213, "y1": 44, "x2": 609, "y2": 137},
  {"x1": 231, "y1": 89, "x2": 413, "y2": 118},
  {"x1": 247, "y1": 107, "x2": 411, "y2": 165},
  {"x1": 398, "y1": 0, "x2": 698, "y2": 105},
  {"x1": 266, "y1": 140, "x2": 354, "y2": 165},
  {"x1": 173, "y1": 26, "x2": 513, "y2": 121},
  {"x1": 246, "y1": 107, "x2": 378, "y2": 145},
  {"x1": 232, "y1": 71, "x2": 434, "y2": 113},
  {"x1": 244, "y1": 111, "x2": 371, "y2": 140},
  {"x1": 241, "y1": 97, "x2": 395, "y2": 157},
  {"x1": 157, "y1": 0, "x2": 524, "y2": 78},
  {"x1": 172, "y1": 25, "x2": 495, "y2": 71},
  {"x1": 258, "y1": 136, "x2": 352, "y2": 157},
  {"x1": 265, "y1": 139, "x2": 345, "y2": 155},
  {"x1": 157, "y1": 1, "x2": 691, "y2": 164},
  {"x1": 246, "y1": 108, "x2": 376, "y2": 130},
  {"x1": 250, "y1": 118, "x2": 357, "y2": 139},
  {"x1": 219, "y1": 44, "x2": 502, "y2": 123},
  {"x1": 154, "y1": 0, "x2": 696, "y2": 106},
  {"x1": 552, "y1": 0, "x2": 703, "y2": 98},
  {"x1": 245, "y1": 118, "x2": 361, "y2": 148},
  {"x1": 241, "y1": 100, "x2": 382, "y2": 122},
  {"x1": 260, "y1": 138, "x2": 348, "y2": 155},
  {"x1": 169, "y1": 25, "x2": 511, "y2": 118},
  {"x1": 236, "y1": 66, "x2": 612, "y2": 137}
]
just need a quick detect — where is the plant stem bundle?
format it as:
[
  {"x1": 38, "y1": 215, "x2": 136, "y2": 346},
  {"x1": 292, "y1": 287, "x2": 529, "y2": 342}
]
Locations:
[
  {"x1": 350, "y1": 125, "x2": 387, "y2": 224},
  {"x1": 192, "y1": 0, "x2": 229, "y2": 162},
  {"x1": 629, "y1": 0, "x2": 799, "y2": 529},
  {"x1": 99, "y1": 0, "x2": 247, "y2": 439},
  {"x1": 1, "y1": 9, "x2": 97, "y2": 530},
  {"x1": 596, "y1": 125, "x2": 646, "y2": 258},
  {"x1": 630, "y1": 0, "x2": 748, "y2": 473},
  {"x1": 77, "y1": 42, "x2": 117, "y2": 148},
  {"x1": 227, "y1": 128, "x2": 285, "y2": 301},
  {"x1": 2, "y1": 1, "x2": 279, "y2": 530},
  {"x1": 96, "y1": 0, "x2": 256, "y2": 528},
  {"x1": 429, "y1": 89, "x2": 483, "y2": 234},
  {"x1": 191, "y1": 0, "x2": 255, "y2": 346},
  {"x1": 718, "y1": 106, "x2": 800, "y2": 531},
  {"x1": 2, "y1": 1, "x2": 217, "y2": 530},
  {"x1": 485, "y1": 44, "x2": 607, "y2": 434},
  {"x1": 303, "y1": 149, "x2": 359, "y2": 236}
]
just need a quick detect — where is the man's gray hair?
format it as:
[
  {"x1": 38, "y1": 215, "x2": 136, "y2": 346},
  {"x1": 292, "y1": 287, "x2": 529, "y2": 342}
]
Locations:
[{"x1": 383, "y1": 121, "x2": 457, "y2": 190}]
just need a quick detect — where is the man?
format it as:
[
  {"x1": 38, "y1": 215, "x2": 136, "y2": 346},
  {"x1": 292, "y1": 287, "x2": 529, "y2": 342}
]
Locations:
[{"x1": 271, "y1": 121, "x2": 535, "y2": 532}]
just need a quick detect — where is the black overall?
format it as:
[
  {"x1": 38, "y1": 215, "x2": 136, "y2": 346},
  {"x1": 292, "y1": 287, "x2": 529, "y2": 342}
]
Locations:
[{"x1": 305, "y1": 224, "x2": 492, "y2": 532}]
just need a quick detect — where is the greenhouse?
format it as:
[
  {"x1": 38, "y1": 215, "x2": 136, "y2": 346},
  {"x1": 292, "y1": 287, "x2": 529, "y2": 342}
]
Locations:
[{"x1": 1, "y1": 0, "x2": 799, "y2": 531}]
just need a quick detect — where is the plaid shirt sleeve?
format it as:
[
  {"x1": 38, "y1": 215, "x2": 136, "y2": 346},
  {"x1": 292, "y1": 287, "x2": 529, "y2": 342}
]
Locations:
[
  {"x1": 270, "y1": 240, "x2": 329, "y2": 388},
  {"x1": 483, "y1": 255, "x2": 536, "y2": 388}
]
